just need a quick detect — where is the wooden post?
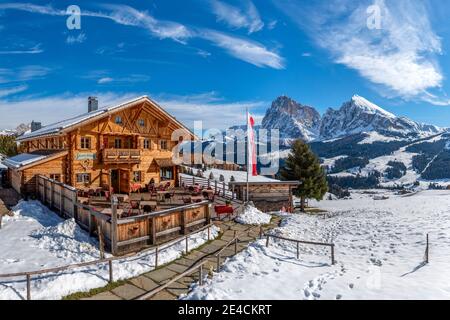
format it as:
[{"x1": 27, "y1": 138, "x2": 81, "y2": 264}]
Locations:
[
  {"x1": 425, "y1": 234, "x2": 429, "y2": 264},
  {"x1": 108, "y1": 260, "x2": 113, "y2": 283},
  {"x1": 331, "y1": 245, "x2": 335, "y2": 265},
  {"x1": 185, "y1": 236, "x2": 189, "y2": 254},
  {"x1": 266, "y1": 235, "x2": 270, "y2": 247},
  {"x1": 155, "y1": 246, "x2": 159, "y2": 268},
  {"x1": 215, "y1": 180, "x2": 218, "y2": 193},
  {"x1": 50, "y1": 181, "x2": 54, "y2": 209},
  {"x1": 98, "y1": 225, "x2": 105, "y2": 259},
  {"x1": 206, "y1": 204, "x2": 211, "y2": 224},
  {"x1": 234, "y1": 238, "x2": 238, "y2": 254},
  {"x1": 222, "y1": 181, "x2": 226, "y2": 196},
  {"x1": 59, "y1": 187, "x2": 63, "y2": 217},
  {"x1": 216, "y1": 255, "x2": 220, "y2": 271},
  {"x1": 192, "y1": 176, "x2": 195, "y2": 185},
  {"x1": 296, "y1": 242, "x2": 300, "y2": 260},
  {"x1": 151, "y1": 217, "x2": 157, "y2": 245},
  {"x1": 199, "y1": 264, "x2": 204, "y2": 286},
  {"x1": 259, "y1": 226, "x2": 263, "y2": 239},
  {"x1": 207, "y1": 225, "x2": 210, "y2": 241},
  {"x1": 73, "y1": 190, "x2": 78, "y2": 221},
  {"x1": 181, "y1": 209, "x2": 187, "y2": 235},
  {"x1": 43, "y1": 179, "x2": 47, "y2": 205},
  {"x1": 111, "y1": 196, "x2": 119, "y2": 255},
  {"x1": 88, "y1": 210, "x2": 94, "y2": 236},
  {"x1": 26, "y1": 274, "x2": 31, "y2": 300}
]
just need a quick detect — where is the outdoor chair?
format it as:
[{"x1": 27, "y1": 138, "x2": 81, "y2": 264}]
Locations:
[{"x1": 182, "y1": 197, "x2": 192, "y2": 204}]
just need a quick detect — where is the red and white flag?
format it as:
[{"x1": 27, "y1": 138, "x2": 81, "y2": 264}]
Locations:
[{"x1": 247, "y1": 112, "x2": 258, "y2": 176}]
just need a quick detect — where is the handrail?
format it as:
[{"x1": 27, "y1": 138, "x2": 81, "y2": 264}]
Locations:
[{"x1": 135, "y1": 260, "x2": 209, "y2": 300}]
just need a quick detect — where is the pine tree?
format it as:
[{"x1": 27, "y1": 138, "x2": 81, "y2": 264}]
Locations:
[
  {"x1": 209, "y1": 172, "x2": 215, "y2": 180},
  {"x1": 281, "y1": 139, "x2": 328, "y2": 212}
]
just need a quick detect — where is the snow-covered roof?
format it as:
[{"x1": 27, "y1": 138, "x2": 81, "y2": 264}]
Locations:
[
  {"x1": 3, "y1": 151, "x2": 66, "y2": 170},
  {"x1": 16, "y1": 96, "x2": 195, "y2": 142}
]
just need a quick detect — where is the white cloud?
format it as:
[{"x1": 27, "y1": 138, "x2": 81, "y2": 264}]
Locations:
[
  {"x1": 0, "y1": 43, "x2": 43, "y2": 54},
  {"x1": 274, "y1": 0, "x2": 445, "y2": 103},
  {"x1": 210, "y1": 0, "x2": 264, "y2": 33},
  {"x1": 0, "y1": 91, "x2": 266, "y2": 129},
  {"x1": 199, "y1": 29, "x2": 284, "y2": 69},
  {"x1": 0, "y1": 3, "x2": 284, "y2": 69},
  {"x1": 0, "y1": 65, "x2": 51, "y2": 84},
  {"x1": 83, "y1": 71, "x2": 151, "y2": 85},
  {"x1": 0, "y1": 85, "x2": 28, "y2": 98},
  {"x1": 97, "y1": 77, "x2": 114, "y2": 84},
  {"x1": 66, "y1": 33, "x2": 87, "y2": 45}
]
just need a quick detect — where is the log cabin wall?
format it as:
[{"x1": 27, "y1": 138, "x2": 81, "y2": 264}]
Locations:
[{"x1": 15, "y1": 100, "x2": 187, "y2": 194}]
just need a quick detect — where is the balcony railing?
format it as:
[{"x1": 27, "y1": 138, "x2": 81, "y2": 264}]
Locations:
[{"x1": 102, "y1": 149, "x2": 141, "y2": 163}]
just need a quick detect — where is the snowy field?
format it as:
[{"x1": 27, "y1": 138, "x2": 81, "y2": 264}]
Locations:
[
  {"x1": 0, "y1": 201, "x2": 219, "y2": 300},
  {"x1": 184, "y1": 190, "x2": 450, "y2": 300}
]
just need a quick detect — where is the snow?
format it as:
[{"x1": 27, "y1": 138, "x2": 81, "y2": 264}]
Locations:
[
  {"x1": 321, "y1": 156, "x2": 347, "y2": 169},
  {"x1": 184, "y1": 190, "x2": 450, "y2": 300},
  {"x1": 358, "y1": 132, "x2": 400, "y2": 145},
  {"x1": 236, "y1": 204, "x2": 272, "y2": 225},
  {"x1": 351, "y1": 95, "x2": 396, "y2": 119},
  {"x1": 186, "y1": 168, "x2": 277, "y2": 183},
  {"x1": 0, "y1": 200, "x2": 220, "y2": 300},
  {"x1": 17, "y1": 96, "x2": 148, "y2": 141},
  {"x1": 3, "y1": 153, "x2": 50, "y2": 169}
]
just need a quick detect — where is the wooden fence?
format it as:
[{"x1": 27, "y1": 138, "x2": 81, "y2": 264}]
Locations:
[
  {"x1": 35, "y1": 175, "x2": 212, "y2": 255},
  {"x1": 262, "y1": 229, "x2": 336, "y2": 265},
  {"x1": 0, "y1": 223, "x2": 214, "y2": 300}
]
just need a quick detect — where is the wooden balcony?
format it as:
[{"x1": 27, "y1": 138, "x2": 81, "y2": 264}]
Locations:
[{"x1": 102, "y1": 149, "x2": 141, "y2": 163}]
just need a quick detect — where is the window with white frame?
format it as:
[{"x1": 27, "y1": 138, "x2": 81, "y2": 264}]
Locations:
[
  {"x1": 138, "y1": 119, "x2": 145, "y2": 127},
  {"x1": 115, "y1": 116, "x2": 123, "y2": 124},
  {"x1": 143, "y1": 138, "x2": 150, "y2": 149},
  {"x1": 80, "y1": 137, "x2": 91, "y2": 149},
  {"x1": 76, "y1": 173, "x2": 90, "y2": 184},
  {"x1": 160, "y1": 140, "x2": 168, "y2": 150}
]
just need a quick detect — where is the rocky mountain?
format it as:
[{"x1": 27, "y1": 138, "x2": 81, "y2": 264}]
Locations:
[
  {"x1": 319, "y1": 95, "x2": 441, "y2": 140},
  {"x1": 0, "y1": 123, "x2": 31, "y2": 137},
  {"x1": 257, "y1": 95, "x2": 442, "y2": 143},
  {"x1": 261, "y1": 96, "x2": 321, "y2": 143}
]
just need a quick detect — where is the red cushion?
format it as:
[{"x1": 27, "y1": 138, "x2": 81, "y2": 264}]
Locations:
[{"x1": 214, "y1": 205, "x2": 234, "y2": 214}]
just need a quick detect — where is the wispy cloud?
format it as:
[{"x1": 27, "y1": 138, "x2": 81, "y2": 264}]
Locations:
[
  {"x1": 0, "y1": 3, "x2": 284, "y2": 69},
  {"x1": 155, "y1": 92, "x2": 266, "y2": 129},
  {"x1": 0, "y1": 85, "x2": 28, "y2": 98},
  {"x1": 274, "y1": 0, "x2": 445, "y2": 104},
  {"x1": 0, "y1": 65, "x2": 51, "y2": 84},
  {"x1": 0, "y1": 91, "x2": 266, "y2": 129},
  {"x1": 83, "y1": 70, "x2": 151, "y2": 85},
  {"x1": 0, "y1": 43, "x2": 43, "y2": 54},
  {"x1": 199, "y1": 29, "x2": 284, "y2": 69},
  {"x1": 210, "y1": 0, "x2": 264, "y2": 33},
  {"x1": 66, "y1": 33, "x2": 87, "y2": 45}
]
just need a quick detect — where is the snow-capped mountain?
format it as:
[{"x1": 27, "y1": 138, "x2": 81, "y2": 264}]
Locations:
[
  {"x1": 0, "y1": 123, "x2": 31, "y2": 137},
  {"x1": 319, "y1": 95, "x2": 441, "y2": 140},
  {"x1": 261, "y1": 96, "x2": 321, "y2": 143}
]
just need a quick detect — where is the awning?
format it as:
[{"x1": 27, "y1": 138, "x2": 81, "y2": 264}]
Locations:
[{"x1": 154, "y1": 158, "x2": 175, "y2": 168}]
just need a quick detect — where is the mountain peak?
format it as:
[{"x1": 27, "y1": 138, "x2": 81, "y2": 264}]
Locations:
[{"x1": 350, "y1": 95, "x2": 396, "y2": 118}]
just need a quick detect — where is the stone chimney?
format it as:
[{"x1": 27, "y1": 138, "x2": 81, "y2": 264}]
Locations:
[
  {"x1": 88, "y1": 96, "x2": 98, "y2": 113},
  {"x1": 31, "y1": 121, "x2": 42, "y2": 132}
]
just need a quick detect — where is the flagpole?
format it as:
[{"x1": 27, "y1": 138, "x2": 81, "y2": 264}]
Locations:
[{"x1": 246, "y1": 107, "x2": 249, "y2": 204}]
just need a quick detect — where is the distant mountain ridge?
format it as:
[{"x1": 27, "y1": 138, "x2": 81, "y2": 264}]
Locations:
[
  {"x1": 258, "y1": 95, "x2": 443, "y2": 143},
  {"x1": 0, "y1": 123, "x2": 30, "y2": 137}
]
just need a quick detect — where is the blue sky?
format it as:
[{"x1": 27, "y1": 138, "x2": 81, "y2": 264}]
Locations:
[{"x1": 2, "y1": 0, "x2": 450, "y2": 129}]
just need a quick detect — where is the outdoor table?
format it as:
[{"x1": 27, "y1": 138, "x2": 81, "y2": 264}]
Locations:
[
  {"x1": 101, "y1": 208, "x2": 124, "y2": 218},
  {"x1": 139, "y1": 200, "x2": 157, "y2": 212},
  {"x1": 190, "y1": 195, "x2": 204, "y2": 203},
  {"x1": 156, "y1": 190, "x2": 169, "y2": 202}
]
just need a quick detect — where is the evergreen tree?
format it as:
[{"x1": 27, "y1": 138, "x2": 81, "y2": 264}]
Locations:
[
  {"x1": 209, "y1": 172, "x2": 215, "y2": 180},
  {"x1": 281, "y1": 139, "x2": 328, "y2": 212},
  {"x1": 219, "y1": 174, "x2": 225, "y2": 182},
  {"x1": 0, "y1": 135, "x2": 18, "y2": 157}
]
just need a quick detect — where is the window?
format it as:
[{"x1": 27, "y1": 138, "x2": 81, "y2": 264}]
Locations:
[
  {"x1": 76, "y1": 173, "x2": 90, "y2": 184},
  {"x1": 50, "y1": 174, "x2": 61, "y2": 182},
  {"x1": 80, "y1": 137, "x2": 91, "y2": 149},
  {"x1": 114, "y1": 138, "x2": 122, "y2": 149},
  {"x1": 160, "y1": 140, "x2": 168, "y2": 150},
  {"x1": 138, "y1": 119, "x2": 145, "y2": 127},
  {"x1": 143, "y1": 138, "x2": 150, "y2": 149},
  {"x1": 132, "y1": 171, "x2": 142, "y2": 182},
  {"x1": 160, "y1": 167, "x2": 173, "y2": 180},
  {"x1": 115, "y1": 116, "x2": 123, "y2": 124}
]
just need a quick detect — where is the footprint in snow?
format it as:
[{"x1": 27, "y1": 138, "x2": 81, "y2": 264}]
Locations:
[
  {"x1": 349, "y1": 283, "x2": 354, "y2": 289},
  {"x1": 336, "y1": 294, "x2": 342, "y2": 300}
]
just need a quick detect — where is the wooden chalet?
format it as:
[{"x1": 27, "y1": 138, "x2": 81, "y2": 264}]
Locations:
[{"x1": 5, "y1": 96, "x2": 195, "y2": 196}]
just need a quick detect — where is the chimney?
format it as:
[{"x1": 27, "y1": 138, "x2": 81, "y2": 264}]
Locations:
[
  {"x1": 88, "y1": 96, "x2": 98, "y2": 112},
  {"x1": 31, "y1": 121, "x2": 42, "y2": 132}
]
